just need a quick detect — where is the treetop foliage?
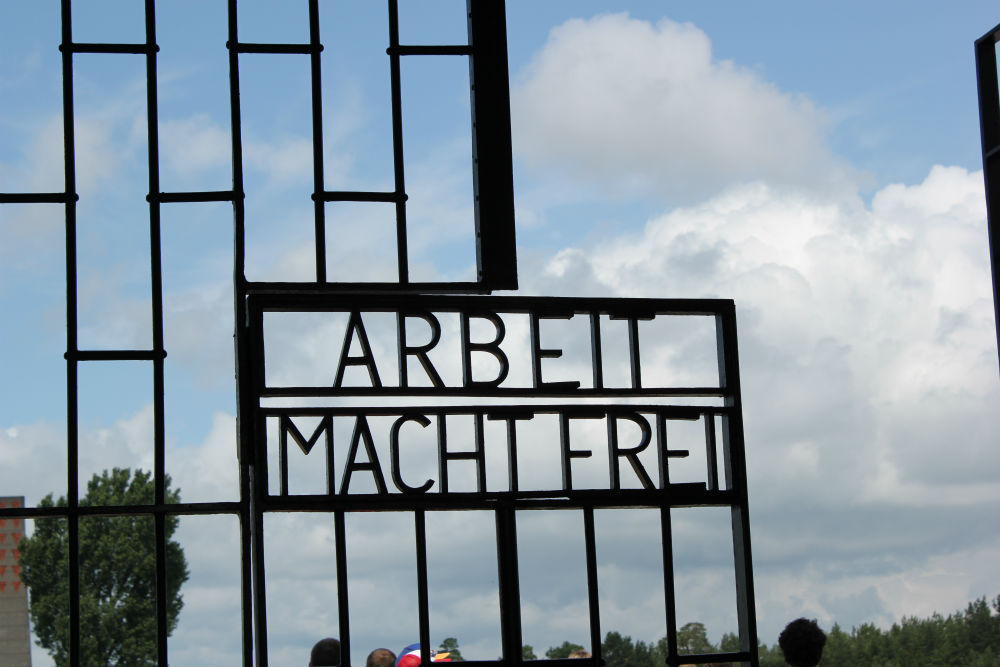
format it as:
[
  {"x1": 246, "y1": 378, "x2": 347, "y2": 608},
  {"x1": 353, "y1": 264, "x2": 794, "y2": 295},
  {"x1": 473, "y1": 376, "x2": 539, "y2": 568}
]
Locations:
[
  {"x1": 809, "y1": 595, "x2": 1000, "y2": 667},
  {"x1": 18, "y1": 468, "x2": 189, "y2": 667},
  {"x1": 462, "y1": 593, "x2": 1000, "y2": 666}
]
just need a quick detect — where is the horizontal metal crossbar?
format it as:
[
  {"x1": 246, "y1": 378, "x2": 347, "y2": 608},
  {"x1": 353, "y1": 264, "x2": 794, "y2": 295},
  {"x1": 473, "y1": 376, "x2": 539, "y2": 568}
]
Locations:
[
  {"x1": 250, "y1": 291, "x2": 735, "y2": 315},
  {"x1": 61, "y1": 42, "x2": 157, "y2": 54},
  {"x1": 152, "y1": 190, "x2": 239, "y2": 203},
  {"x1": 316, "y1": 190, "x2": 406, "y2": 203},
  {"x1": 0, "y1": 502, "x2": 243, "y2": 520},
  {"x1": 68, "y1": 349, "x2": 167, "y2": 361},
  {"x1": 230, "y1": 41, "x2": 322, "y2": 54},
  {"x1": 390, "y1": 45, "x2": 474, "y2": 56},
  {"x1": 0, "y1": 192, "x2": 78, "y2": 203}
]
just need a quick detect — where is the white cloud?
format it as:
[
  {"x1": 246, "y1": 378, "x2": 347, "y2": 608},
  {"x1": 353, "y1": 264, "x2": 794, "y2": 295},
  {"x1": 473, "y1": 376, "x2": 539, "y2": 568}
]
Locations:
[
  {"x1": 512, "y1": 13, "x2": 851, "y2": 202},
  {"x1": 522, "y1": 164, "x2": 1000, "y2": 642},
  {"x1": 159, "y1": 114, "x2": 231, "y2": 180}
]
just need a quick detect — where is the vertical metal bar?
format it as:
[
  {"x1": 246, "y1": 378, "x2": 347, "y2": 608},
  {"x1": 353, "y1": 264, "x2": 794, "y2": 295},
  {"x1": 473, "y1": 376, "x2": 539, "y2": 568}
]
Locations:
[
  {"x1": 145, "y1": 0, "x2": 164, "y2": 504},
  {"x1": 326, "y1": 417, "x2": 337, "y2": 496},
  {"x1": 656, "y1": 413, "x2": 669, "y2": 489},
  {"x1": 252, "y1": 406, "x2": 271, "y2": 666},
  {"x1": 279, "y1": 419, "x2": 289, "y2": 496},
  {"x1": 529, "y1": 313, "x2": 543, "y2": 389},
  {"x1": 606, "y1": 416, "x2": 620, "y2": 490},
  {"x1": 475, "y1": 412, "x2": 487, "y2": 492},
  {"x1": 154, "y1": 512, "x2": 168, "y2": 666},
  {"x1": 627, "y1": 317, "x2": 642, "y2": 390},
  {"x1": 59, "y1": 3, "x2": 81, "y2": 665},
  {"x1": 582, "y1": 508, "x2": 602, "y2": 664},
  {"x1": 589, "y1": 312, "x2": 603, "y2": 390},
  {"x1": 143, "y1": 2, "x2": 170, "y2": 663},
  {"x1": 227, "y1": 0, "x2": 246, "y2": 286},
  {"x1": 308, "y1": 0, "x2": 327, "y2": 282},
  {"x1": 495, "y1": 504, "x2": 523, "y2": 667},
  {"x1": 975, "y1": 25, "x2": 1000, "y2": 375},
  {"x1": 228, "y1": 0, "x2": 257, "y2": 662},
  {"x1": 558, "y1": 413, "x2": 573, "y2": 491},
  {"x1": 240, "y1": 475, "x2": 255, "y2": 666},
  {"x1": 415, "y1": 511, "x2": 432, "y2": 666},
  {"x1": 386, "y1": 0, "x2": 409, "y2": 283},
  {"x1": 459, "y1": 312, "x2": 472, "y2": 387},
  {"x1": 397, "y1": 313, "x2": 409, "y2": 387},
  {"x1": 716, "y1": 308, "x2": 759, "y2": 667},
  {"x1": 660, "y1": 507, "x2": 678, "y2": 667},
  {"x1": 251, "y1": 490, "x2": 269, "y2": 666},
  {"x1": 506, "y1": 416, "x2": 522, "y2": 495},
  {"x1": 488, "y1": 413, "x2": 526, "y2": 494},
  {"x1": 335, "y1": 511, "x2": 351, "y2": 666},
  {"x1": 467, "y1": 0, "x2": 517, "y2": 289},
  {"x1": 703, "y1": 411, "x2": 719, "y2": 492},
  {"x1": 437, "y1": 414, "x2": 450, "y2": 493}
]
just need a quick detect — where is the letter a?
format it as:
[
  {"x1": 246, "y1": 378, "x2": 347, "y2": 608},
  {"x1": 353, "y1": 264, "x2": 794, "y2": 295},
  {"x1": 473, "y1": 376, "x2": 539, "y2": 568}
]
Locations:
[
  {"x1": 340, "y1": 416, "x2": 389, "y2": 495},
  {"x1": 334, "y1": 311, "x2": 382, "y2": 388}
]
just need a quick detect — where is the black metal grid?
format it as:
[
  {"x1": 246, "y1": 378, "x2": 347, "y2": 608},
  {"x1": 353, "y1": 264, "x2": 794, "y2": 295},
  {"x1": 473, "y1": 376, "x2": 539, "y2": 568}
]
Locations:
[
  {"x1": 241, "y1": 293, "x2": 760, "y2": 667},
  {"x1": 976, "y1": 22, "x2": 1000, "y2": 375},
  {"x1": 0, "y1": 2, "x2": 761, "y2": 666},
  {"x1": 0, "y1": 2, "x2": 514, "y2": 664},
  {"x1": 225, "y1": 0, "x2": 517, "y2": 293}
]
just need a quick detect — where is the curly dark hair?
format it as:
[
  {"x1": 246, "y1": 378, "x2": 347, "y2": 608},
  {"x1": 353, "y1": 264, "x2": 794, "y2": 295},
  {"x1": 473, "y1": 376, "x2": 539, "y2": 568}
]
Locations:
[
  {"x1": 778, "y1": 618, "x2": 826, "y2": 667},
  {"x1": 310, "y1": 638, "x2": 342, "y2": 667}
]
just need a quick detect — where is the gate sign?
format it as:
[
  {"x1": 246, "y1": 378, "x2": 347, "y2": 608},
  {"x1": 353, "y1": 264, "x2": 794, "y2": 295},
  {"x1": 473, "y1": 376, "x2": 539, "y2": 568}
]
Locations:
[
  {"x1": 247, "y1": 293, "x2": 749, "y2": 503},
  {"x1": 242, "y1": 291, "x2": 759, "y2": 666}
]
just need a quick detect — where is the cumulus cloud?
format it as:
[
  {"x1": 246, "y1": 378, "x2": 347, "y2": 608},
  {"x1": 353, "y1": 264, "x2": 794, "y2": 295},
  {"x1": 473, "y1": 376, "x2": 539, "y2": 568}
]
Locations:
[
  {"x1": 524, "y1": 165, "x2": 1000, "y2": 640},
  {"x1": 512, "y1": 13, "x2": 851, "y2": 201},
  {"x1": 158, "y1": 114, "x2": 231, "y2": 186}
]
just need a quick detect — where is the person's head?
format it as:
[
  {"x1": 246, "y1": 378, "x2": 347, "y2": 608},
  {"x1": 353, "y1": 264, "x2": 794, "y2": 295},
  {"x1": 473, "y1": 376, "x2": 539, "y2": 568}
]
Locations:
[
  {"x1": 368, "y1": 648, "x2": 397, "y2": 667},
  {"x1": 310, "y1": 638, "x2": 341, "y2": 667},
  {"x1": 778, "y1": 618, "x2": 826, "y2": 667},
  {"x1": 568, "y1": 650, "x2": 591, "y2": 659}
]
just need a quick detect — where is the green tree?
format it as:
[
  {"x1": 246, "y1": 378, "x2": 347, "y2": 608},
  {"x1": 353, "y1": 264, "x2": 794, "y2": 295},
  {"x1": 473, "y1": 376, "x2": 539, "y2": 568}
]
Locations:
[
  {"x1": 18, "y1": 468, "x2": 189, "y2": 667},
  {"x1": 821, "y1": 622, "x2": 854, "y2": 667},
  {"x1": 676, "y1": 622, "x2": 715, "y2": 655},
  {"x1": 601, "y1": 631, "x2": 655, "y2": 667},
  {"x1": 521, "y1": 645, "x2": 537, "y2": 661},
  {"x1": 718, "y1": 632, "x2": 740, "y2": 653},
  {"x1": 439, "y1": 637, "x2": 465, "y2": 662},
  {"x1": 545, "y1": 641, "x2": 585, "y2": 659}
]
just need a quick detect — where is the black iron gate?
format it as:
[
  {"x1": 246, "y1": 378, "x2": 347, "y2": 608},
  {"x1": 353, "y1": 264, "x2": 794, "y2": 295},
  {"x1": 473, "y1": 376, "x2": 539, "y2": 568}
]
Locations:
[
  {"x1": 0, "y1": 1, "x2": 761, "y2": 665},
  {"x1": 241, "y1": 292, "x2": 759, "y2": 666}
]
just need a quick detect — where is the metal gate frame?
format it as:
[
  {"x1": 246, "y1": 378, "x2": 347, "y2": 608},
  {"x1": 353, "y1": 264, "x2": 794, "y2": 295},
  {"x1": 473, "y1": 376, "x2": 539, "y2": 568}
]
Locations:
[
  {"x1": 241, "y1": 292, "x2": 760, "y2": 667},
  {"x1": 0, "y1": 1, "x2": 762, "y2": 665},
  {"x1": 976, "y1": 22, "x2": 1000, "y2": 375}
]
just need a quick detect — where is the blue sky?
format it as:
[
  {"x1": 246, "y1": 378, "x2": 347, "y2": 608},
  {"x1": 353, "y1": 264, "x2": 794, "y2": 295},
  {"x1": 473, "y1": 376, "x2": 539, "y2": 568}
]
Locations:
[{"x1": 2, "y1": 2, "x2": 1000, "y2": 666}]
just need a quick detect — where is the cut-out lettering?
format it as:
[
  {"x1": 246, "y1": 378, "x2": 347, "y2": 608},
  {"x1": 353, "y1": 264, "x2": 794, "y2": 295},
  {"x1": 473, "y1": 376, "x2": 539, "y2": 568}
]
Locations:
[
  {"x1": 461, "y1": 312, "x2": 509, "y2": 387},
  {"x1": 340, "y1": 416, "x2": 388, "y2": 494},
  {"x1": 487, "y1": 411, "x2": 535, "y2": 493},
  {"x1": 390, "y1": 414, "x2": 434, "y2": 494},
  {"x1": 559, "y1": 412, "x2": 602, "y2": 490},
  {"x1": 607, "y1": 412, "x2": 654, "y2": 490},
  {"x1": 334, "y1": 311, "x2": 382, "y2": 388},
  {"x1": 530, "y1": 312, "x2": 581, "y2": 390},
  {"x1": 280, "y1": 415, "x2": 333, "y2": 456},
  {"x1": 398, "y1": 311, "x2": 444, "y2": 388},
  {"x1": 437, "y1": 414, "x2": 486, "y2": 493}
]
